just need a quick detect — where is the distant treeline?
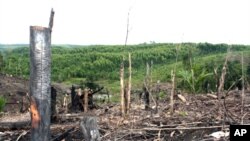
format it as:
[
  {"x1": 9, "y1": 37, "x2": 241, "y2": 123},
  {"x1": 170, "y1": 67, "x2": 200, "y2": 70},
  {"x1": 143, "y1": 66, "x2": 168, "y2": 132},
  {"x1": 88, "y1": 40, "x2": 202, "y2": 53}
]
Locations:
[{"x1": 0, "y1": 42, "x2": 249, "y2": 92}]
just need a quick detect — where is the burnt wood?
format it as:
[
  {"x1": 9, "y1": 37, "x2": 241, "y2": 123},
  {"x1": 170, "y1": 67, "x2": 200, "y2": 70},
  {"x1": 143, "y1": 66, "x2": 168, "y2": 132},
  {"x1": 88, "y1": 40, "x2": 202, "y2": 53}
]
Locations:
[{"x1": 30, "y1": 26, "x2": 51, "y2": 141}]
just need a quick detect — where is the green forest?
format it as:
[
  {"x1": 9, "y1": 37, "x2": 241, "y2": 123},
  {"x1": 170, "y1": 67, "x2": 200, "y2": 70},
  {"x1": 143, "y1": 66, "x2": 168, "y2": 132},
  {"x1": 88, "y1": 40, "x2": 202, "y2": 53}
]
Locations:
[{"x1": 0, "y1": 42, "x2": 250, "y2": 94}]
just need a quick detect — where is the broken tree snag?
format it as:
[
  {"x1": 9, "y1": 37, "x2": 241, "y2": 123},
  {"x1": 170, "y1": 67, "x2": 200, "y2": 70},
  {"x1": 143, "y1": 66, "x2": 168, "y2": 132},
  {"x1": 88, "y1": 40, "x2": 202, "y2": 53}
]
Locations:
[
  {"x1": 80, "y1": 116, "x2": 100, "y2": 141},
  {"x1": 30, "y1": 26, "x2": 51, "y2": 141}
]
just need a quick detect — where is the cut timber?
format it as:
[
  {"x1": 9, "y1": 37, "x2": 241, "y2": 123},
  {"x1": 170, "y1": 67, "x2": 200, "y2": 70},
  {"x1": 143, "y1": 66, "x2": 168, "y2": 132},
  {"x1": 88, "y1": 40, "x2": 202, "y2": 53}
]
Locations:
[
  {"x1": 80, "y1": 116, "x2": 100, "y2": 141},
  {"x1": 30, "y1": 26, "x2": 51, "y2": 141}
]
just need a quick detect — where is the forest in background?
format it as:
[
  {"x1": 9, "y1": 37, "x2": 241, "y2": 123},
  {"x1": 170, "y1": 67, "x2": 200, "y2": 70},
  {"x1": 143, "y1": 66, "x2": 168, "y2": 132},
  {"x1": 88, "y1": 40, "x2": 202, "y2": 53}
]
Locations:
[{"x1": 0, "y1": 42, "x2": 250, "y2": 95}]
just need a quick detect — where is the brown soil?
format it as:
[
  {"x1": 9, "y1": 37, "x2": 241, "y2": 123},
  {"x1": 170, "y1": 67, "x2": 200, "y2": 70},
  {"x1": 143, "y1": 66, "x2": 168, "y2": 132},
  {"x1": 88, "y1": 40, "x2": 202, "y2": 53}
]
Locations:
[{"x1": 0, "y1": 74, "x2": 250, "y2": 141}]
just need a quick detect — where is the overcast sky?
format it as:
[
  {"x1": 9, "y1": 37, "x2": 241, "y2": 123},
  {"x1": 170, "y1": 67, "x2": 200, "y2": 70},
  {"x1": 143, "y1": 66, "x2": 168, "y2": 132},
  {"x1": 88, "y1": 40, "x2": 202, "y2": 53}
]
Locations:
[{"x1": 0, "y1": 0, "x2": 250, "y2": 45}]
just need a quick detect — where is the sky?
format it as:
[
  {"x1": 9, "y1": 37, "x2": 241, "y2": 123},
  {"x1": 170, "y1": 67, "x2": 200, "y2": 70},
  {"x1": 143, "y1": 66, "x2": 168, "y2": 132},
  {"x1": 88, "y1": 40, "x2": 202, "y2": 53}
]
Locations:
[{"x1": 0, "y1": 0, "x2": 250, "y2": 45}]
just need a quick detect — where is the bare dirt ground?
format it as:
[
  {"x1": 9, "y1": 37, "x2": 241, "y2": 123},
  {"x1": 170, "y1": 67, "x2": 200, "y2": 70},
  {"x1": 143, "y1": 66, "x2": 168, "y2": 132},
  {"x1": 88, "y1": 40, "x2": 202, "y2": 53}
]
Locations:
[{"x1": 0, "y1": 74, "x2": 250, "y2": 141}]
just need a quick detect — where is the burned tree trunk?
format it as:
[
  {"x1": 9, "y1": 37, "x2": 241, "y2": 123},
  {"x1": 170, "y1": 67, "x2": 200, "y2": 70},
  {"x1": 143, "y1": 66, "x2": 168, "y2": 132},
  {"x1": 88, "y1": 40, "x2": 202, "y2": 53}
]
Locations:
[
  {"x1": 71, "y1": 85, "x2": 78, "y2": 112},
  {"x1": 30, "y1": 26, "x2": 51, "y2": 141}
]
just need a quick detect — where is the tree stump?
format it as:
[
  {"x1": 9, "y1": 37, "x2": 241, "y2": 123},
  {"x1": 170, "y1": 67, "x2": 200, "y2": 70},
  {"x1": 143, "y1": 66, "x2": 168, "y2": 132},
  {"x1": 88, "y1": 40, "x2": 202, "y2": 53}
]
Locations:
[
  {"x1": 143, "y1": 86, "x2": 150, "y2": 110},
  {"x1": 71, "y1": 85, "x2": 77, "y2": 112},
  {"x1": 80, "y1": 116, "x2": 100, "y2": 141}
]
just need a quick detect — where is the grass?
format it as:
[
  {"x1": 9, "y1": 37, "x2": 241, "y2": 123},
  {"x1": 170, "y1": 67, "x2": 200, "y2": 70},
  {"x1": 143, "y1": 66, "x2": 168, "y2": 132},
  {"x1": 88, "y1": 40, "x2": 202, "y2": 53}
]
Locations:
[{"x1": 0, "y1": 96, "x2": 6, "y2": 112}]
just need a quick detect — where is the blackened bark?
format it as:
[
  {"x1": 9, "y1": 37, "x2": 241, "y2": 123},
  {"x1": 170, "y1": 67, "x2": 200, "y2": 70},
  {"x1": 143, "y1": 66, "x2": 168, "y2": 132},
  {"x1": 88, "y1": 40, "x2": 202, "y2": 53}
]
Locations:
[{"x1": 51, "y1": 86, "x2": 57, "y2": 122}]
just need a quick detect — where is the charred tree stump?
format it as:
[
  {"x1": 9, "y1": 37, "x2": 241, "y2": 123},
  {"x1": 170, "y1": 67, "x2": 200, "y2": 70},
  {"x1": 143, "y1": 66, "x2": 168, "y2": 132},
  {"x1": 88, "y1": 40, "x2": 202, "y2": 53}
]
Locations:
[
  {"x1": 143, "y1": 86, "x2": 150, "y2": 110},
  {"x1": 80, "y1": 116, "x2": 100, "y2": 141},
  {"x1": 30, "y1": 26, "x2": 51, "y2": 141},
  {"x1": 51, "y1": 86, "x2": 57, "y2": 122},
  {"x1": 124, "y1": 84, "x2": 128, "y2": 113},
  {"x1": 71, "y1": 85, "x2": 77, "y2": 112}
]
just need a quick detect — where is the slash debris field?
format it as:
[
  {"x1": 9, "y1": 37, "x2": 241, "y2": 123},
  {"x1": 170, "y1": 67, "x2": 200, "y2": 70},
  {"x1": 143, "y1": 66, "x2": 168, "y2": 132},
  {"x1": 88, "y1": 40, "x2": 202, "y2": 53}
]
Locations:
[{"x1": 0, "y1": 74, "x2": 250, "y2": 141}]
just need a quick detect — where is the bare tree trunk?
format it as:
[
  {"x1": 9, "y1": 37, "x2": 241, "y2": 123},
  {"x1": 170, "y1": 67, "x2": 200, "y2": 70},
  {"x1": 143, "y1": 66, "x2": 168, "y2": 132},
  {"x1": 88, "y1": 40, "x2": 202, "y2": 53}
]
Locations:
[
  {"x1": 217, "y1": 49, "x2": 230, "y2": 128},
  {"x1": 30, "y1": 26, "x2": 51, "y2": 141},
  {"x1": 127, "y1": 53, "x2": 132, "y2": 113},
  {"x1": 170, "y1": 69, "x2": 176, "y2": 115},
  {"x1": 155, "y1": 80, "x2": 160, "y2": 113},
  {"x1": 150, "y1": 60, "x2": 153, "y2": 89},
  {"x1": 84, "y1": 88, "x2": 89, "y2": 113},
  {"x1": 217, "y1": 62, "x2": 228, "y2": 97},
  {"x1": 241, "y1": 52, "x2": 245, "y2": 120},
  {"x1": 170, "y1": 44, "x2": 179, "y2": 115},
  {"x1": 145, "y1": 62, "x2": 150, "y2": 110},
  {"x1": 120, "y1": 62, "x2": 125, "y2": 116},
  {"x1": 63, "y1": 94, "x2": 68, "y2": 113}
]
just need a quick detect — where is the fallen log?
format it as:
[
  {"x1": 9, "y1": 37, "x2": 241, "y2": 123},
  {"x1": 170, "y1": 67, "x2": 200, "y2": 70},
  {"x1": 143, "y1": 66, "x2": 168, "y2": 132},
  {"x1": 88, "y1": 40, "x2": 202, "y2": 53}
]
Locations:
[
  {"x1": 0, "y1": 121, "x2": 30, "y2": 131},
  {"x1": 130, "y1": 125, "x2": 230, "y2": 131}
]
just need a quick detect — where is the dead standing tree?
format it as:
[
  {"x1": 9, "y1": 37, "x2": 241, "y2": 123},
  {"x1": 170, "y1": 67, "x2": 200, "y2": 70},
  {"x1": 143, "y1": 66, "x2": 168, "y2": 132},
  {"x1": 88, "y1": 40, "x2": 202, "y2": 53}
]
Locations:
[
  {"x1": 143, "y1": 62, "x2": 151, "y2": 109},
  {"x1": 241, "y1": 52, "x2": 245, "y2": 124},
  {"x1": 120, "y1": 8, "x2": 132, "y2": 116},
  {"x1": 170, "y1": 44, "x2": 180, "y2": 115},
  {"x1": 120, "y1": 62, "x2": 125, "y2": 116},
  {"x1": 217, "y1": 47, "x2": 230, "y2": 127},
  {"x1": 127, "y1": 52, "x2": 132, "y2": 112},
  {"x1": 29, "y1": 9, "x2": 54, "y2": 141}
]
